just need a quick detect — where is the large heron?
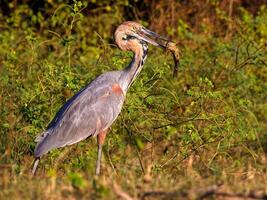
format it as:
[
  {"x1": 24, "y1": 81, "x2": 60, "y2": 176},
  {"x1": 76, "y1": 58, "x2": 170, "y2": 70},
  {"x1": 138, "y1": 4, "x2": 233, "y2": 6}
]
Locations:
[{"x1": 32, "y1": 21, "x2": 179, "y2": 175}]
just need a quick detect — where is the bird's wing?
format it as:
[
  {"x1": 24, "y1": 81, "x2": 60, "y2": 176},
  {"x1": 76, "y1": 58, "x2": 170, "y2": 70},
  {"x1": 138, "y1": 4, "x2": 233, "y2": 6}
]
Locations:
[{"x1": 34, "y1": 72, "x2": 125, "y2": 157}]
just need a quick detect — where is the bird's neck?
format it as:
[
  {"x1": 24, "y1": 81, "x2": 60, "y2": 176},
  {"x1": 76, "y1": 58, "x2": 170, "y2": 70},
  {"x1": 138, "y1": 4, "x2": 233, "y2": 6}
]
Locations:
[{"x1": 119, "y1": 43, "x2": 148, "y2": 92}]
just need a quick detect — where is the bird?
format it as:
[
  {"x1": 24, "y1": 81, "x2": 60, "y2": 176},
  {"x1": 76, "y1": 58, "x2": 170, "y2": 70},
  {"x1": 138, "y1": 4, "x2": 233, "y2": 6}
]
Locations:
[{"x1": 32, "y1": 21, "x2": 178, "y2": 175}]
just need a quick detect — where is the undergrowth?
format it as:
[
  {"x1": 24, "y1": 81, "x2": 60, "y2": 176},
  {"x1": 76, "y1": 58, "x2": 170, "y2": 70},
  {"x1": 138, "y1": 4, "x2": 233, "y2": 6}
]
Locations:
[{"x1": 0, "y1": 1, "x2": 266, "y2": 199}]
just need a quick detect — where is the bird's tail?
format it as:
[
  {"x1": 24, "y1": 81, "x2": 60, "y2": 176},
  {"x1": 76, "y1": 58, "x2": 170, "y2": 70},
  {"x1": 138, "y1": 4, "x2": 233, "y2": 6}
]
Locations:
[{"x1": 32, "y1": 157, "x2": 40, "y2": 176}]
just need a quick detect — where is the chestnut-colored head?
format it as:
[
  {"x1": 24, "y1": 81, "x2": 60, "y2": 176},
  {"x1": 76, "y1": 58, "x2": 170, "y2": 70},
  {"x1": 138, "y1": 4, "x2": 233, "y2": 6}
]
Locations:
[
  {"x1": 114, "y1": 21, "x2": 180, "y2": 77},
  {"x1": 114, "y1": 21, "x2": 143, "y2": 52},
  {"x1": 114, "y1": 21, "x2": 170, "y2": 52}
]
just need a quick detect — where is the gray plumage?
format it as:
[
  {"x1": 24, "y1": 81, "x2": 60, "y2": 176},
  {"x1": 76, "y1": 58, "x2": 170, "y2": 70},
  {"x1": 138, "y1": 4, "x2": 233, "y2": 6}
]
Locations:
[
  {"x1": 34, "y1": 71, "x2": 125, "y2": 157},
  {"x1": 32, "y1": 21, "x2": 175, "y2": 175}
]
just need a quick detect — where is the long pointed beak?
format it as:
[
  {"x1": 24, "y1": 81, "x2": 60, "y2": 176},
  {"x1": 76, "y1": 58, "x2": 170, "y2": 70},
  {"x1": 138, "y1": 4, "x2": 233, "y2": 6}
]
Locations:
[
  {"x1": 135, "y1": 27, "x2": 180, "y2": 78},
  {"x1": 135, "y1": 27, "x2": 170, "y2": 48}
]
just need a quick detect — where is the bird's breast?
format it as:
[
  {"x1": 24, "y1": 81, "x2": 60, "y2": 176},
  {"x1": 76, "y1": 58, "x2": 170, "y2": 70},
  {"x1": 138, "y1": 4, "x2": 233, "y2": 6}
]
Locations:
[{"x1": 111, "y1": 83, "x2": 124, "y2": 96}]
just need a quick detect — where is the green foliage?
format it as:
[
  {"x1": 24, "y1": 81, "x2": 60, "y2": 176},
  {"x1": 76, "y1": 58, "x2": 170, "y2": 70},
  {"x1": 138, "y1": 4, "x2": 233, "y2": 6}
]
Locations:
[
  {"x1": 0, "y1": 1, "x2": 266, "y2": 199},
  {"x1": 68, "y1": 172, "x2": 88, "y2": 189}
]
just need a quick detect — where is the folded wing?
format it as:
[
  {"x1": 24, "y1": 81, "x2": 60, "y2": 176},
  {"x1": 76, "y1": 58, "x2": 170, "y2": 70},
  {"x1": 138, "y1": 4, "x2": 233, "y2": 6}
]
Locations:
[{"x1": 34, "y1": 72, "x2": 124, "y2": 157}]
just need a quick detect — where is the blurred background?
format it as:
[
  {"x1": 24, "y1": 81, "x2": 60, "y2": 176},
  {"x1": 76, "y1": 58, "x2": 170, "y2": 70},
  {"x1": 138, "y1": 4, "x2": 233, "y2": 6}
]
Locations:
[{"x1": 0, "y1": 0, "x2": 266, "y2": 199}]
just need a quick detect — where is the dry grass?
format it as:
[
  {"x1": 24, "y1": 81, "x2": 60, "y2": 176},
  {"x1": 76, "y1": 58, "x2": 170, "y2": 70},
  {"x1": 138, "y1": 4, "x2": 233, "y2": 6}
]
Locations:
[{"x1": 0, "y1": 1, "x2": 267, "y2": 199}]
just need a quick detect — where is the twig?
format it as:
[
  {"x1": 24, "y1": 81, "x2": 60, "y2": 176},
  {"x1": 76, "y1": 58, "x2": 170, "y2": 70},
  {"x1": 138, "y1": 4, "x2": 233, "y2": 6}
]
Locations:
[
  {"x1": 113, "y1": 182, "x2": 135, "y2": 200},
  {"x1": 198, "y1": 187, "x2": 267, "y2": 200},
  {"x1": 230, "y1": 43, "x2": 265, "y2": 73},
  {"x1": 196, "y1": 183, "x2": 223, "y2": 200},
  {"x1": 125, "y1": 127, "x2": 145, "y2": 174},
  {"x1": 141, "y1": 190, "x2": 178, "y2": 200},
  {"x1": 107, "y1": 138, "x2": 118, "y2": 176},
  {"x1": 140, "y1": 183, "x2": 267, "y2": 200},
  {"x1": 154, "y1": 109, "x2": 202, "y2": 130}
]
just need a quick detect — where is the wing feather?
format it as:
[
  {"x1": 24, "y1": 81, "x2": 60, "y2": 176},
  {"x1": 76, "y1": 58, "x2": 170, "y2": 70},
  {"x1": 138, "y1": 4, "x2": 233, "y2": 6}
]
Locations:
[{"x1": 34, "y1": 71, "x2": 125, "y2": 157}]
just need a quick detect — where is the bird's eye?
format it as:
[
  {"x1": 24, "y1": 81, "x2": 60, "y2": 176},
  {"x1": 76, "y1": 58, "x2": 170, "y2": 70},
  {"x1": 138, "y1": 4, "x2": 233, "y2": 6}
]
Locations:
[{"x1": 122, "y1": 35, "x2": 136, "y2": 41}]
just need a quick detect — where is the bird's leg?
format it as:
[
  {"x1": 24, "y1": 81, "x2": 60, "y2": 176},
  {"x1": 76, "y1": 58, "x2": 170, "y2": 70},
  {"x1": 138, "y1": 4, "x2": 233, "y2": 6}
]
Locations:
[
  {"x1": 95, "y1": 130, "x2": 107, "y2": 175},
  {"x1": 32, "y1": 157, "x2": 40, "y2": 176}
]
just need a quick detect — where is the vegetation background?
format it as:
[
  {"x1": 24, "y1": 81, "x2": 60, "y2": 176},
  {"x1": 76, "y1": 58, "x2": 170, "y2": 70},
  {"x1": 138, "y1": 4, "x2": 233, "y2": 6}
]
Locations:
[{"x1": 0, "y1": 0, "x2": 266, "y2": 199}]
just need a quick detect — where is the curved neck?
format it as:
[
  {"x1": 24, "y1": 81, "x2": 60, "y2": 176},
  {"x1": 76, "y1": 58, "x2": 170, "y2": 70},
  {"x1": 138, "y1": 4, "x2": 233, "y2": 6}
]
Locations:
[{"x1": 119, "y1": 43, "x2": 148, "y2": 92}]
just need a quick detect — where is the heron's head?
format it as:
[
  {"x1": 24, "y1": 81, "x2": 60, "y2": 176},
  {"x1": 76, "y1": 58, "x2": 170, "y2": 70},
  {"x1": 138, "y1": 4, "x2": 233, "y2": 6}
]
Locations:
[
  {"x1": 114, "y1": 21, "x2": 180, "y2": 77},
  {"x1": 114, "y1": 21, "x2": 171, "y2": 52}
]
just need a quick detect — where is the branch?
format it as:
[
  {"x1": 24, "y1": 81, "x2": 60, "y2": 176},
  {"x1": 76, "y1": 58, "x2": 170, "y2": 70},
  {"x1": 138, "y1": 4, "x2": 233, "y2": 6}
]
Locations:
[
  {"x1": 140, "y1": 183, "x2": 267, "y2": 200},
  {"x1": 113, "y1": 182, "x2": 135, "y2": 200}
]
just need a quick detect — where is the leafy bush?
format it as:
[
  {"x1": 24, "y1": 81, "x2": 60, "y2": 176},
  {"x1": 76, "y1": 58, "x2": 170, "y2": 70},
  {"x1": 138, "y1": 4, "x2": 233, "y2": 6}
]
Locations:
[{"x1": 0, "y1": 1, "x2": 266, "y2": 199}]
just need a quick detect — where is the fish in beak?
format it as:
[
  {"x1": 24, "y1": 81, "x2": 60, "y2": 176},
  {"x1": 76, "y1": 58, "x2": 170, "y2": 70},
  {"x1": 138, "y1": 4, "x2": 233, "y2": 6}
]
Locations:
[{"x1": 135, "y1": 27, "x2": 180, "y2": 78}]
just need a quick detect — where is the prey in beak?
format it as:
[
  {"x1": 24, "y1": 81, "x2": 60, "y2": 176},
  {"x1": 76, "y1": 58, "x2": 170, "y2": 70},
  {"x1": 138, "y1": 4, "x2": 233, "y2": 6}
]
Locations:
[
  {"x1": 135, "y1": 26, "x2": 180, "y2": 78},
  {"x1": 115, "y1": 21, "x2": 180, "y2": 77}
]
